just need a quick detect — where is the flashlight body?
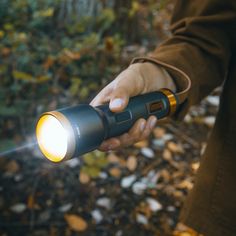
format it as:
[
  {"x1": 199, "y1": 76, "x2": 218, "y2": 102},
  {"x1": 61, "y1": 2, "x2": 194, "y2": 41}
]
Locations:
[
  {"x1": 36, "y1": 89, "x2": 178, "y2": 162},
  {"x1": 96, "y1": 91, "x2": 176, "y2": 139}
]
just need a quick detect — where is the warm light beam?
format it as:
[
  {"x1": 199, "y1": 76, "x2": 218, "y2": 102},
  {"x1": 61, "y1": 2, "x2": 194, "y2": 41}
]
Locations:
[{"x1": 36, "y1": 115, "x2": 68, "y2": 162}]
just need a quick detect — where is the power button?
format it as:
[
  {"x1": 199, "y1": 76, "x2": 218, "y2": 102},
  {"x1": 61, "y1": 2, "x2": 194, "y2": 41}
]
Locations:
[{"x1": 115, "y1": 111, "x2": 131, "y2": 123}]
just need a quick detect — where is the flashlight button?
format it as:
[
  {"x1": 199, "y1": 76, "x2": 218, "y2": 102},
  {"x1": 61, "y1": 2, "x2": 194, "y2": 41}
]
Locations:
[
  {"x1": 149, "y1": 101, "x2": 164, "y2": 113},
  {"x1": 115, "y1": 111, "x2": 131, "y2": 123}
]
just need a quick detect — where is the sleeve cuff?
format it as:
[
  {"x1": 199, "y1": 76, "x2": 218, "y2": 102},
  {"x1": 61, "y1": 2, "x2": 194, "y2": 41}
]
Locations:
[{"x1": 130, "y1": 56, "x2": 192, "y2": 120}]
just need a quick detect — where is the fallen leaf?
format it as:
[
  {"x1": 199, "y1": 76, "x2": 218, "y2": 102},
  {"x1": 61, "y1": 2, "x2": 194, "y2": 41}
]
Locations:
[
  {"x1": 109, "y1": 167, "x2": 121, "y2": 178},
  {"x1": 206, "y1": 95, "x2": 220, "y2": 106},
  {"x1": 27, "y1": 194, "x2": 35, "y2": 209},
  {"x1": 58, "y1": 203, "x2": 72, "y2": 213},
  {"x1": 13, "y1": 70, "x2": 34, "y2": 82},
  {"x1": 177, "y1": 179, "x2": 193, "y2": 190},
  {"x1": 153, "y1": 127, "x2": 166, "y2": 138},
  {"x1": 132, "y1": 182, "x2": 147, "y2": 195},
  {"x1": 146, "y1": 198, "x2": 162, "y2": 212},
  {"x1": 79, "y1": 172, "x2": 90, "y2": 184},
  {"x1": 43, "y1": 56, "x2": 54, "y2": 69},
  {"x1": 91, "y1": 209, "x2": 103, "y2": 224},
  {"x1": 107, "y1": 153, "x2": 120, "y2": 163},
  {"x1": 163, "y1": 149, "x2": 172, "y2": 162},
  {"x1": 191, "y1": 162, "x2": 200, "y2": 172},
  {"x1": 64, "y1": 214, "x2": 87, "y2": 232},
  {"x1": 167, "y1": 142, "x2": 184, "y2": 154},
  {"x1": 64, "y1": 49, "x2": 81, "y2": 60},
  {"x1": 10, "y1": 203, "x2": 26, "y2": 213},
  {"x1": 134, "y1": 140, "x2": 148, "y2": 148},
  {"x1": 105, "y1": 37, "x2": 114, "y2": 51},
  {"x1": 203, "y1": 116, "x2": 216, "y2": 128},
  {"x1": 5, "y1": 160, "x2": 20, "y2": 173},
  {"x1": 1, "y1": 47, "x2": 11, "y2": 56},
  {"x1": 141, "y1": 147, "x2": 155, "y2": 158},
  {"x1": 96, "y1": 197, "x2": 111, "y2": 209},
  {"x1": 136, "y1": 213, "x2": 148, "y2": 225},
  {"x1": 126, "y1": 155, "x2": 137, "y2": 171},
  {"x1": 152, "y1": 139, "x2": 165, "y2": 149},
  {"x1": 121, "y1": 175, "x2": 136, "y2": 188}
]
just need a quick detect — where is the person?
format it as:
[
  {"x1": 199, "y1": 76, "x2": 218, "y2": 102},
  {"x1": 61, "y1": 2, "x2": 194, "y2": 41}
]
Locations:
[{"x1": 90, "y1": 0, "x2": 236, "y2": 235}]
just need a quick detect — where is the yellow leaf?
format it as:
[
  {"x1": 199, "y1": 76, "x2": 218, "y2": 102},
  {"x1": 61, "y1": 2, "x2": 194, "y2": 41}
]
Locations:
[
  {"x1": 18, "y1": 32, "x2": 27, "y2": 42},
  {"x1": 0, "y1": 30, "x2": 5, "y2": 39},
  {"x1": 129, "y1": 1, "x2": 140, "y2": 17},
  {"x1": 27, "y1": 194, "x2": 35, "y2": 209},
  {"x1": 34, "y1": 8, "x2": 54, "y2": 18},
  {"x1": 4, "y1": 23, "x2": 14, "y2": 31},
  {"x1": 134, "y1": 140, "x2": 148, "y2": 148},
  {"x1": 37, "y1": 75, "x2": 51, "y2": 83},
  {"x1": 13, "y1": 70, "x2": 34, "y2": 82},
  {"x1": 64, "y1": 49, "x2": 81, "y2": 60},
  {"x1": 105, "y1": 37, "x2": 114, "y2": 51},
  {"x1": 64, "y1": 214, "x2": 88, "y2": 232}
]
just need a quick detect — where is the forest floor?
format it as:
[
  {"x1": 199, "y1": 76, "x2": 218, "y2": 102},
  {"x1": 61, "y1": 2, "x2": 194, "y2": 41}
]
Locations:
[{"x1": 0, "y1": 88, "x2": 220, "y2": 236}]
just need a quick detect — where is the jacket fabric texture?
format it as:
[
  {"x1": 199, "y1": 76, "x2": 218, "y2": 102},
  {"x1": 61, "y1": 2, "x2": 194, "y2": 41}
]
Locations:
[{"x1": 133, "y1": 0, "x2": 236, "y2": 235}]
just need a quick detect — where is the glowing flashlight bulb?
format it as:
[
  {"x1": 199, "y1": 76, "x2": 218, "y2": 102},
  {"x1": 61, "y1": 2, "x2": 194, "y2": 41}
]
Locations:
[{"x1": 36, "y1": 115, "x2": 68, "y2": 162}]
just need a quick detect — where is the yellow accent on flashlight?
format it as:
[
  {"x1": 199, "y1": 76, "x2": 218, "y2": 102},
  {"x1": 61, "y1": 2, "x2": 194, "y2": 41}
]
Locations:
[
  {"x1": 36, "y1": 112, "x2": 76, "y2": 162},
  {"x1": 159, "y1": 88, "x2": 177, "y2": 116}
]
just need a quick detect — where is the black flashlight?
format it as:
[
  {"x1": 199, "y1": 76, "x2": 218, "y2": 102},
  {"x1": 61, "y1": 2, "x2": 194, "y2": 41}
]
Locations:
[{"x1": 36, "y1": 89, "x2": 178, "y2": 162}]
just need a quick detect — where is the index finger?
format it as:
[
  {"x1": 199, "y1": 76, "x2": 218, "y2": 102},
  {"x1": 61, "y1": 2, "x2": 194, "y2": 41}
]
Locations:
[{"x1": 90, "y1": 84, "x2": 113, "y2": 107}]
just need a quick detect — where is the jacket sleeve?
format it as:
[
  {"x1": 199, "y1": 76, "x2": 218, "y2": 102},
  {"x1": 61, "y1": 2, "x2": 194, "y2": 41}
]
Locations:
[{"x1": 132, "y1": 0, "x2": 235, "y2": 119}]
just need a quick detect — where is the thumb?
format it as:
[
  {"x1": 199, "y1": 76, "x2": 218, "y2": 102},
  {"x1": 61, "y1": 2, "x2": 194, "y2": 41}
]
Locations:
[{"x1": 109, "y1": 87, "x2": 130, "y2": 112}]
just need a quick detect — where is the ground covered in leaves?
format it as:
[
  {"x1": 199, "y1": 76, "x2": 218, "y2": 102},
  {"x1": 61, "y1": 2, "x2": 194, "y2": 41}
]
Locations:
[
  {"x1": 0, "y1": 92, "x2": 220, "y2": 236},
  {"x1": 0, "y1": 1, "x2": 221, "y2": 235}
]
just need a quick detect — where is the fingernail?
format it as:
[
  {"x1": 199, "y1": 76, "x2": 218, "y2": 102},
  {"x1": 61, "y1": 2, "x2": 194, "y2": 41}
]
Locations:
[
  {"x1": 110, "y1": 98, "x2": 123, "y2": 109},
  {"x1": 140, "y1": 121, "x2": 146, "y2": 132},
  {"x1": 149, "y1": 117, "x2": 157, "y2": 129}
]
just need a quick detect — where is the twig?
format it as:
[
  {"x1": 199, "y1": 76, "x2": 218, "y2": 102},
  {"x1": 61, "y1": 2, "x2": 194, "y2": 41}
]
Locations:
[{"x1": 165, "y1": 123, "x2": 200, "y2": 149}]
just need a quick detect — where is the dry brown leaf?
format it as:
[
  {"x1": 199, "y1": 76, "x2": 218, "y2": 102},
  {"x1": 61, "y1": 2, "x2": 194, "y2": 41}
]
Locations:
[
  {"x1": 64, "y1": 214, "x2": 88, "y2": 232},
  {"x1": 177, "y1": 179, "x2": 193, "y2": 190},
  {"x1": 163, "y1": 149, "x2": 172, "y2": 162},
  {"x1": 167, "y1": 141, "x2": 184, "y2": 154},
  {"x1": 173, "y1": 190, "x2": 184, "y2": 199},
  {"x1": 191, "y1": 162, "x2": 200, "y2": 172},
  {"x1": 105, "y1": 37, "x2": 114, "y2": 51},
  {"x1": 126, "y1": 155, "x2": 137, "y2": 171},
  {"x1": 160, "y1": 169, "x2": 171, "y2": 183},
  {"x1": 5, "y1": 160, "x2": 20, "y2": 173},
  {"x1": 134, "y1": 140, "x2": 148, "y2": 148},
  {"x1": 107, "y1": 153, "x2": 120, "y2": 163},
  {"x1": 174, "y1": 223, "x2": 203, "y2": 236},
  {"x1": 153, "y1": 127, "x2": 166, "y2": 138},
  {"x1": 43, "y1": 56, "x2": 54, "y2": 69},
  {"x1": 79, "y1": 172, "x2": 90, "y2": 184},
  {"x1": 27, "y1": 194, "x2": 35, "y2": 209},
  {"x1": 109, "y1": 167, "x2": 121, "y2": 178}
]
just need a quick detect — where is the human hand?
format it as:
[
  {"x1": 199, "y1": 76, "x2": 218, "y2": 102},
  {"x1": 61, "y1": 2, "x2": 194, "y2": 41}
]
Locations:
[{"x1": 90, "y1": 62, "x2": 176, "y2": 151}]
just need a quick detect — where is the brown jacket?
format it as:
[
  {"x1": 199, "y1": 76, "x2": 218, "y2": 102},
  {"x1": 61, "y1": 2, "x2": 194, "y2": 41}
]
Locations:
[{"x1": 133, "y1": 0, "x2": 236, "y2": 235}]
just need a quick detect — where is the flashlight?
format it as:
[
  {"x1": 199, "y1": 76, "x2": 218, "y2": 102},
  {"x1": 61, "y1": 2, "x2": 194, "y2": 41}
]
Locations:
[{"x1": 36, "y1": 89, "x2": 178, "y2": 162}]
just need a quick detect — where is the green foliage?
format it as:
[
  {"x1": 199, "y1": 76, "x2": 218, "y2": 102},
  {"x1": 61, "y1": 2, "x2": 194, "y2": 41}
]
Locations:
[
  {"x1": 0, "y1": 0, "x2": 169, "y2": 149},
  {"x1": 81, "y1": 151, "x2": 108, "y2": 178},
  {"x1": 0, "y1": 1, "x2": 123, "y2": 125}
]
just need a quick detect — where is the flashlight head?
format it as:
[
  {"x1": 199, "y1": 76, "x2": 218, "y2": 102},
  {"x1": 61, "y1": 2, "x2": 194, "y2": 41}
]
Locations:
[{"x1": 36, "y1": 105, "x2": 106, "y2": 162}]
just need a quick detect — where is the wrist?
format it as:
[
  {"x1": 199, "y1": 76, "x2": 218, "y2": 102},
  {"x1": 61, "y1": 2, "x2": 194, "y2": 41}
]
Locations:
[{"x1": 129, "y1": 62, "x2": 177, "y2": 93}]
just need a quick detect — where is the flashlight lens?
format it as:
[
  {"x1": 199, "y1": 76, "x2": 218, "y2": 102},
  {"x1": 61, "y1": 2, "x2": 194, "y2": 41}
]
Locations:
[{"x1": 36, "y1": 115, "x2": 68, "y2": 162}]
